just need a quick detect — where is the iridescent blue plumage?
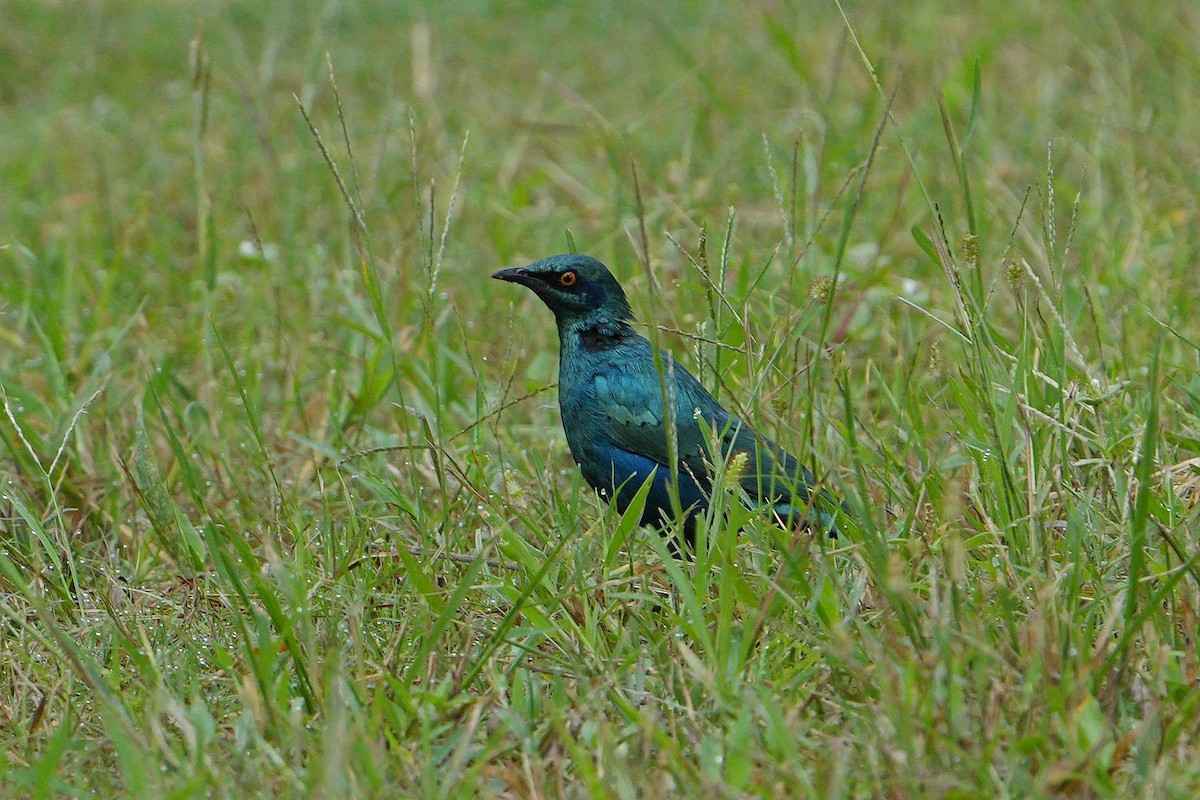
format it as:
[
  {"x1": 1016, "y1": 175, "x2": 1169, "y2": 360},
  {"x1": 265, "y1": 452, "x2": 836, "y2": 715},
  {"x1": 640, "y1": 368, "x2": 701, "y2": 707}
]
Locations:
[{"x1": 494, "y1": 253, "x2": 839, "y2": 545}]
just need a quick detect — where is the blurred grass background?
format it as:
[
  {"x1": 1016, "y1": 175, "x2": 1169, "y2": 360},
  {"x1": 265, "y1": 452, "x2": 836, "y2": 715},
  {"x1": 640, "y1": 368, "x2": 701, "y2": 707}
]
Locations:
[{"x1": 2, "y1": 0, "x2": 1200, "y2": 796}]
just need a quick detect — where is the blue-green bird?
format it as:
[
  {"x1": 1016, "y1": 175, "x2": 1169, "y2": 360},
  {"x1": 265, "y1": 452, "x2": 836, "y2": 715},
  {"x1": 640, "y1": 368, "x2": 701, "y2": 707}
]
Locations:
[{"x1": 493, "y1": 253, "x2": 841, "y2": 545}]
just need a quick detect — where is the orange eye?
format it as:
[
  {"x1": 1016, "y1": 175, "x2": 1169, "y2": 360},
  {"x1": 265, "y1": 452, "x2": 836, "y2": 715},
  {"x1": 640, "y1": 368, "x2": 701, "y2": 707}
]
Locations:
[{"x1": 559, "y1": 271, "x2": 578, "y2": 287}]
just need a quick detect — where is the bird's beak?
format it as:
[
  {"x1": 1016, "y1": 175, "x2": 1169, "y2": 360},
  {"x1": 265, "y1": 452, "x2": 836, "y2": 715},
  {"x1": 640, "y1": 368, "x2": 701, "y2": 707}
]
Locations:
[{"x1": 491, "y1": 267, "x2": 538, "y2": 287}]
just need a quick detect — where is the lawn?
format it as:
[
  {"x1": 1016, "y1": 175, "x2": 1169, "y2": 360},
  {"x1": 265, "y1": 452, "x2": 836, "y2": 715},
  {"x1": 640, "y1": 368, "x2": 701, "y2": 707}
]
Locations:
[{"x1": 2, "y1": 1, "x2": 1200, "y2": 796}]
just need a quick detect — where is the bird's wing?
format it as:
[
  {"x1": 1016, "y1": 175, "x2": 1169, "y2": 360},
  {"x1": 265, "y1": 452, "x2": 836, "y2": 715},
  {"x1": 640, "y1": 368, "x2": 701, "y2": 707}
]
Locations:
[
  {"x1": 590, "y1": 359, "x2": 718, "y2": 477},
  {"x1": 671, "y1": 364, "x2": 820, "y2": 512},
  {"x1": 590, "y1": 356, "x2": 765, "y2": 488},
  {"x1": 591, "y1": 354, "x2": 831, "y2": 527}
]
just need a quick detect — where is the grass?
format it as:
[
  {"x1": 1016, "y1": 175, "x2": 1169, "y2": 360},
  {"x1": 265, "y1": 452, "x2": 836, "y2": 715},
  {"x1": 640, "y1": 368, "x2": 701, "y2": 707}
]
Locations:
[{"x1": 2, "y1": 0, "x2": 1200, "y2": 796}]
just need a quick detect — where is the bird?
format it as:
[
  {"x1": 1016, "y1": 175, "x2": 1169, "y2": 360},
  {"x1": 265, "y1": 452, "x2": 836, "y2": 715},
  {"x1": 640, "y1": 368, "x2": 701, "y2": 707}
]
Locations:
[{"x1": 492, "y1": 253, "x2": 841, "y2": 547}]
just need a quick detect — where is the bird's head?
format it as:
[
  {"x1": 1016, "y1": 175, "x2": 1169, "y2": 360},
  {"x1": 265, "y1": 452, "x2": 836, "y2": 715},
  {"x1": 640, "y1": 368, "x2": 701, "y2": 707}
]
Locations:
[{"x1": 492, "y1": 254, "x2": 634, "y2": 325}]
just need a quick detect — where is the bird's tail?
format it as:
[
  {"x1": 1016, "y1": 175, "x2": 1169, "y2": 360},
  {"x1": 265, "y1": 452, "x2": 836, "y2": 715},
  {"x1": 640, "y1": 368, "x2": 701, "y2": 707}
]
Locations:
[{"x1": 772, "y1": 494, "x2": 844, "y2": 537}]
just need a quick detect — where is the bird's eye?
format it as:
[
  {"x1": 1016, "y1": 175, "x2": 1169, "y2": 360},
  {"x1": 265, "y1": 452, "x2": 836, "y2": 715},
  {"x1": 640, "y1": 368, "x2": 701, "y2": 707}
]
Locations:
[{"x1": 558, "y1": 271, "x2": 578, "y2": 287}]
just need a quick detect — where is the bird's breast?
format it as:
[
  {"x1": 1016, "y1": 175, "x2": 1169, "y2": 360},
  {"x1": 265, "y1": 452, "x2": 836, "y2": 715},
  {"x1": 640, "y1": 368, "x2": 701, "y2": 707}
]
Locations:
[{"x1": 556, "y1": 360, "x2": 601, "y2": 457}]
